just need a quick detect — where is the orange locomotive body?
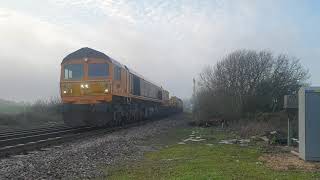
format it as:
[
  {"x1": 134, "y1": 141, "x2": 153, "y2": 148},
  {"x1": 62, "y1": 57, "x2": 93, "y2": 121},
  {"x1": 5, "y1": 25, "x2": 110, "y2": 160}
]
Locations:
[{"x1": 60, "y1": 47, "x2": 181, "y2": 127}]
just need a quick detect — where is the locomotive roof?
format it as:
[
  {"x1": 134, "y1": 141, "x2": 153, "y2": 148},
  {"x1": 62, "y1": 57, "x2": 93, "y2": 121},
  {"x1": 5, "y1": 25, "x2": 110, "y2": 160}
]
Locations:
[
  {"x1": 62, "y1": 47, "x2": 163, "y2": 88},
  {"x1": 62, "y1": 47, "x2": 108, "y2": 63},
  {"x1": 62, "y1": 47, "x2": 125, "y2": 68}
]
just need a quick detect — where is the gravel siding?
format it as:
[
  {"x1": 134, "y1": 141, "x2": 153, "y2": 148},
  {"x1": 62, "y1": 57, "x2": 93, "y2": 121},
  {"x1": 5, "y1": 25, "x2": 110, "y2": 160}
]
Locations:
[{"x1": 0, "y1": 115, "x2": 186, "y2": 179}]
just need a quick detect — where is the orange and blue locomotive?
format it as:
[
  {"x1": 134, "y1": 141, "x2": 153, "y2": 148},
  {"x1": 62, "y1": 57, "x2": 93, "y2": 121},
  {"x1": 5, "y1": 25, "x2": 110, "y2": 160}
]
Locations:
[{"x1": 60, "y1": 47, "x2": 182, "y2": 127}]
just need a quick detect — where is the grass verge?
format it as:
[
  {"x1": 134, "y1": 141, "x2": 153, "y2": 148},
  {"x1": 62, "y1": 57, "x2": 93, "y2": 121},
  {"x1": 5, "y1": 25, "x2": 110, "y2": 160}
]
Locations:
[{"x1": 105, "y1": 127, "x2": 320, "y2": 180}]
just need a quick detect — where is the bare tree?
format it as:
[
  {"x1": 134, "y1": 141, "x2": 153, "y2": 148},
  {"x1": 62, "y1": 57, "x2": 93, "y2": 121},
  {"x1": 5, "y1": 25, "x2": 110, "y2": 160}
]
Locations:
[
  {"x1": 196, "y1": 49, "x2": 309, "y2": 121},
  {"x1": 268, "y1": 55, "x2": 309, "y2": 111}
]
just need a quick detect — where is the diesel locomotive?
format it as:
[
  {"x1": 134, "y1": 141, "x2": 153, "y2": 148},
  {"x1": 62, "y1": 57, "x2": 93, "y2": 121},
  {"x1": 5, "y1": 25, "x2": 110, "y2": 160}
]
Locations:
[{"x1": 60, "y1": 47, "x2": 183, "y2": 127}]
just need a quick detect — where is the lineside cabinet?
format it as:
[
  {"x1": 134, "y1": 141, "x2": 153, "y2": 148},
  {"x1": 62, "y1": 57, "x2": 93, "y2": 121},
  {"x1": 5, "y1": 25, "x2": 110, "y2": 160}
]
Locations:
[{"x1": 299, "y1": 87, "x2": 320, "y2": 161}]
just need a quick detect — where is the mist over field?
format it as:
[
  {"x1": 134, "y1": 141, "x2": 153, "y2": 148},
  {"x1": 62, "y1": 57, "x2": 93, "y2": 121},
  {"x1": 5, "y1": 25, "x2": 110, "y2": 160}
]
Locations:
[{"x1": 0, "y1": 0, "x2": 319, "y2": 101}]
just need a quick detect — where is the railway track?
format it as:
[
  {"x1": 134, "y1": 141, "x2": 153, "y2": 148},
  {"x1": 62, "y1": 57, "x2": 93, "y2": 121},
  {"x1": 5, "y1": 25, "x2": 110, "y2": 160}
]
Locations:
[
  {"x1": 0, "y1": 125, "x2": 97, "y2": 158},
  {"x1": 0, "y1": 118, "x2": 160, "y2": 158},
  {"x1": 0, "y1": 123, "x2": 66, "y2": 135},
  {"x1": 0, "y1": 125, "x2": 70, "y2": 138}
]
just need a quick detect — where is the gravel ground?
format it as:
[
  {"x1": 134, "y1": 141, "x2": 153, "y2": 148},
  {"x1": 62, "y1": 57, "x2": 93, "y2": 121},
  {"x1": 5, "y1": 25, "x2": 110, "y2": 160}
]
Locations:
[{"x1": 0, "y1": 114, "x2": 187, "y2": 179}]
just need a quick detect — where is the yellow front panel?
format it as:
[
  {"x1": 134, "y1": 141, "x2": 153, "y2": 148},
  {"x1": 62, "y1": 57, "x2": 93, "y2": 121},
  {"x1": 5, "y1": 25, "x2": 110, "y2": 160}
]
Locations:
[
  {"x1": 61, "y1": 82, "x2": 82, "y2": 96},
  {"x1": 61, "y1": 81, "x2": 111, "y2": 97},
  {"x1": 86, "y1": 81, "x2": 111, "y2": 96}
]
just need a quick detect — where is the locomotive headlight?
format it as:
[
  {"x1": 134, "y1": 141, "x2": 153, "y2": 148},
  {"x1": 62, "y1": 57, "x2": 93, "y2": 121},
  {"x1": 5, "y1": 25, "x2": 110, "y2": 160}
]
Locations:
[{"x1": 81, "y1": 84, "x2": 89, "y2": 89}]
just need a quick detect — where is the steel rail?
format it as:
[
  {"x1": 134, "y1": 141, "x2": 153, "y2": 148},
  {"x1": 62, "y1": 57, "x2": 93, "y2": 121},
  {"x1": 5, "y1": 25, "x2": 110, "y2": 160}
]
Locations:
[
  {"x1": 0, "y1": 126, "x2": 86, "y2": 141},
  {"x1": 0, "y1": 126, "x2": 94, "y2": 148},
  {"x1": 0, "y1": 124, "x2": 67, "y2": 136}
]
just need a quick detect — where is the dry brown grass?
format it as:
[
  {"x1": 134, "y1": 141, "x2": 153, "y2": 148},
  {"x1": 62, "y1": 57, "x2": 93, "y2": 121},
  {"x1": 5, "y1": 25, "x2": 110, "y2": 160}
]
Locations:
[
  {"x1": 191, "y1": 111, "x2": 294, "y2": 140},
  {"x1": 227, "y1": 112, "x2": 291, "y2": 138},
  {"x1": 230, "y1": 120, "x2": 274, "y2": 137},
  {"x1": 259, "y1": 153, "x2": 320, "y2": 172}
]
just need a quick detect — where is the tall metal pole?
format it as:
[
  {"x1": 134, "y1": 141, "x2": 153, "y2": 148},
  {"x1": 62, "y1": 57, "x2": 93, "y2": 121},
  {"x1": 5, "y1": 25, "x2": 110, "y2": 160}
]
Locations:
[
  {"x1": 287, "y1": 115, "x2": 291, "y2": 146},
  {"x1": 24, "y1": 102, "x2": 26, "y2": 122},
  {"x1": 193, "y1": 78, "x2": 196, "y2": 98},
  {"x1": 192, "y1": 78, "x2": 197, "y2": 120}
]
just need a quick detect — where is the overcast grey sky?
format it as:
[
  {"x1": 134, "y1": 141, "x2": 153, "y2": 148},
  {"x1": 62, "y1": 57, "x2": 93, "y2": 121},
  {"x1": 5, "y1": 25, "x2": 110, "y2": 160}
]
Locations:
[{"x1": 0, "y1": 0, "x2": 319, "y2": 102}]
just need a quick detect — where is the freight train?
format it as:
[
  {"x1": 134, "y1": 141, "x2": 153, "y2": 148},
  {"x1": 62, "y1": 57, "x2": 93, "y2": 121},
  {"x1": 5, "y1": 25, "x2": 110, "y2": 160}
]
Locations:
[{"x1": 60, "y1": 47, "x2": 183, "y2": 127}]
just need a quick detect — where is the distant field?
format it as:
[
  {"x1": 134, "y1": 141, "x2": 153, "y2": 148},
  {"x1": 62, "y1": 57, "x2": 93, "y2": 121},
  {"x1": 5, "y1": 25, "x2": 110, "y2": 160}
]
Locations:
[
  {"x1": 0, "y1": 99, "x2": 63, "y2": 131},
  {"x1": 0, "y1": 99, "x2": 25, "y2": 114}
]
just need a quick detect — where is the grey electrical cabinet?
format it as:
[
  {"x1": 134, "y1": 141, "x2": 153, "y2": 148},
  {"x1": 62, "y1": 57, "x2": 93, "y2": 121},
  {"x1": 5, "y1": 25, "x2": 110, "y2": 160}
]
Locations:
[
  {"x1": 284, "y1": 95, "x2": 298, "y2": 109},
  {"x1": 299, "y1": 87, "x2": 320, "y2": 161}
]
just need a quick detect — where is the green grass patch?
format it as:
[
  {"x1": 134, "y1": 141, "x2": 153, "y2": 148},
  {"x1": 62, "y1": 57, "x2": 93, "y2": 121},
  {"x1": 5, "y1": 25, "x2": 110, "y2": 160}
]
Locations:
[{"x1": 105, "y1": 127, "x2": 320, "y2": 180}]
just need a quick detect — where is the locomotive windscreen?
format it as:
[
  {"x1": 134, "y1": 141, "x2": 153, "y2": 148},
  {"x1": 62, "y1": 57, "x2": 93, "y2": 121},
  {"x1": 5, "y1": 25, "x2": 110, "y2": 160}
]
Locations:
[
  {"x1": 64, "y1": 64, "x2": 83, "y2": 80},
  {"x1": 88, "y1": 63, "x2": 109, "y2": 77}
]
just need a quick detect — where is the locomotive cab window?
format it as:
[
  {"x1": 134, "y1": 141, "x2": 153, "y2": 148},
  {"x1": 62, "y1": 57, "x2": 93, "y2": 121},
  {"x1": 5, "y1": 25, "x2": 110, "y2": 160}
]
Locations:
[
  {"x1": 64, "y1": 64, "x2": 83, "y2": 80},
  {"x1": 114, "y1": 66, "x2": 121, "y2": 80},
  {"x1": 88, "y1": 63, "x2": 109, "y2": 77}
]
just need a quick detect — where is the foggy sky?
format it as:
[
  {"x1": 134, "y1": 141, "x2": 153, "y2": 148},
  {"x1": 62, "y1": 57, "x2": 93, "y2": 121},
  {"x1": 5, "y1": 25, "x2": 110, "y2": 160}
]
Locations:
[{"x1": 0, "y1": 0, "x2": 319, "y2": 102}]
